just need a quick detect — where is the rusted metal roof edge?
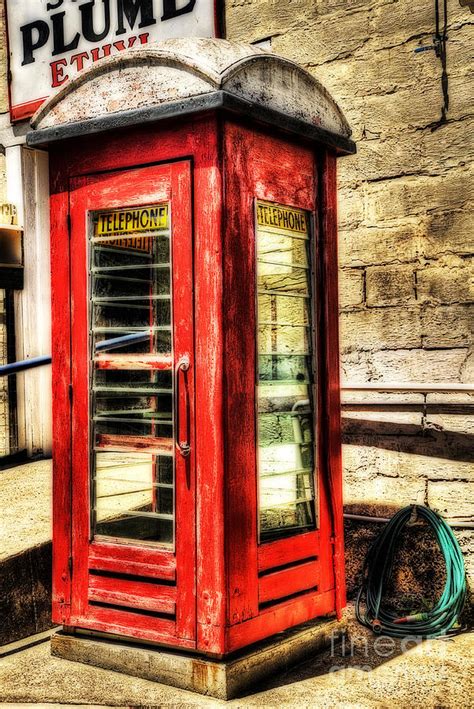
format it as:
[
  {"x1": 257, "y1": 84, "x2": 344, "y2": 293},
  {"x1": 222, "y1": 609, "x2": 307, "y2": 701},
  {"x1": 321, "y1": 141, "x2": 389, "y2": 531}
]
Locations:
[{"x1": 26, "y1": 91, "x2": 356, "y2": 156}]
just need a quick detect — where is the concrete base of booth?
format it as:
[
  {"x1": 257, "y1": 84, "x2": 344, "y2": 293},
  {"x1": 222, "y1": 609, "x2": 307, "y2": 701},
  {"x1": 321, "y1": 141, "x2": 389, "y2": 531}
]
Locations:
[{"x1": 51, "y1": 616, "x2": 346, "y2": 700}]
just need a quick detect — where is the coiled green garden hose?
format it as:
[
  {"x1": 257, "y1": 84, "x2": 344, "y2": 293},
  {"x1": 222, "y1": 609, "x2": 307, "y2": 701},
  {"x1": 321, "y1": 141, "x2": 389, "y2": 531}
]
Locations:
[{"x1": 355, "y1": 505, "x2": 467, "y2": 638}]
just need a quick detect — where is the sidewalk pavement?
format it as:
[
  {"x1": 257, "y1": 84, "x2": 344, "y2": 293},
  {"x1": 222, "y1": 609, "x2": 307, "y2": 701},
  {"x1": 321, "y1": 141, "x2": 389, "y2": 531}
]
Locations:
[
  {"x1": 1, "y1": 459, "x2": 51, "y2": 562},
  {"x1": 0, "y1": 611, "x2": 472, "y2": 707}
]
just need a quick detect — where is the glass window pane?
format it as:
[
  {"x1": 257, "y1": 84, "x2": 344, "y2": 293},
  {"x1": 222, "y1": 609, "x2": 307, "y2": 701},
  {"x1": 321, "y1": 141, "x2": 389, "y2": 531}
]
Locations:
[
  {"x1": 89, "y1": 204, "x2": 175, "y2": 546},
  {"x1": 258, "y1": 292, "x2": 311, "y2": 327},
  {"x1": 256, "y1": 200, "x2": 317, "y2": 542},
  {"x1": 94, "y1": 451, "x2": 174, "y2": 544}
]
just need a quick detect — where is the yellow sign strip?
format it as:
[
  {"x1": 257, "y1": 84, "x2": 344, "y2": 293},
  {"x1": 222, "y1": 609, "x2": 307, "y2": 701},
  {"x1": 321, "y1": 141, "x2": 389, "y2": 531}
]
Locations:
[
  {"x1": 95, "y1": 204, "x2": 169, "y2": 237},
  {"x1": 256, "y1": 201, "x2": 308, "y2": 235}
]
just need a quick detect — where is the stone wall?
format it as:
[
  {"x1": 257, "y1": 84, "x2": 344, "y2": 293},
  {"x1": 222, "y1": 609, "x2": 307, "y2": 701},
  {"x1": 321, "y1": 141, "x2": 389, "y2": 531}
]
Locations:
[{"x1": 226, "y1": 0, "x2": 474, "y2": 600}]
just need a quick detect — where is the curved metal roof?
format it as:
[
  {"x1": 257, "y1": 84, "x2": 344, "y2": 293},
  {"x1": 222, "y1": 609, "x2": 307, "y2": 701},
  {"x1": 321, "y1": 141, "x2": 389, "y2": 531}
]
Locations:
[{"x1": 29, "y1": 38, "x2": 354, "y2": 152}]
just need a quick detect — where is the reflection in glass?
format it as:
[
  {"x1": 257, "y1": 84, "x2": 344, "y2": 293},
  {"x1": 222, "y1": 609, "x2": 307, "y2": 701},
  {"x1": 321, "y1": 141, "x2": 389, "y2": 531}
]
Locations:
[
  {"x1": 89, "y1": 205, "x2": 175, "y2": 544},
  {"x1": 256, "y1": 201, "x2": 317, "y2": 541},
  {"x1": 94, "y1": 452, "x2": 173, "y2": 543}
]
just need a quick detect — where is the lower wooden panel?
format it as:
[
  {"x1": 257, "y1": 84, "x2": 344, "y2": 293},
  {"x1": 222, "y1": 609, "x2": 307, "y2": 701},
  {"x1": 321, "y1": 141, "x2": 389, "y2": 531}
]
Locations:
[
  {"x1": 259, "y1": 560, "x2": 320, "y2": 605},
  {"x1": 258, "y1": 531, "x2": 320, "y2": 573},
  {"x1": 89, "y1": 542, "x2": 176, "y2": 581},
  {"x1": 72, "y1": 605, "x2": 195, "y2": 648},
  {"x1": 88, "y1": 557, "x2": 170, "y2": 579},
  {"x1": 226, "y1": 589, "x2": 335, "y2": 653},
  {"x1": 88, "y1": 574, "x2": 176, "y2": 615}
]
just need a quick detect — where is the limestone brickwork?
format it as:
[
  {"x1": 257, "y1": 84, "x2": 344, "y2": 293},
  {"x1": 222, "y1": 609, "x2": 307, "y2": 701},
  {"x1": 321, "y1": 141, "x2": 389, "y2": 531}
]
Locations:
[{"x1": 226, "y1": 0, "x2": 474, "y2": 600}]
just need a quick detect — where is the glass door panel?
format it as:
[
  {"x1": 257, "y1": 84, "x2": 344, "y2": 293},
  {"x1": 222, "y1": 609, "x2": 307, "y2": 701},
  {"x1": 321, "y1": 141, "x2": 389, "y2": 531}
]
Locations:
[
  {"x1": 89, "y1": 204, "x2": 175, "y2": 545},
  {"x1": 256, "y1": 201, "x2": 317, "y2": 541},
  {"x1": 69, "y1": 160, "x2": 195, "y2": 645}
]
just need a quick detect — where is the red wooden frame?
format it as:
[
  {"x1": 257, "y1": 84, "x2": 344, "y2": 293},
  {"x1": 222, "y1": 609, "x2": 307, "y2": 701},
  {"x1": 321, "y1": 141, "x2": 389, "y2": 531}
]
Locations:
[
  {"x1": 65, "y1": 160, "x2": 196, "y2": 647},
  {"x1": 49, "y1": 112, "x2": 344, "y2": 658},
  {"x1": 221, "y1": 122, "x2": 341, "y2": 652}
]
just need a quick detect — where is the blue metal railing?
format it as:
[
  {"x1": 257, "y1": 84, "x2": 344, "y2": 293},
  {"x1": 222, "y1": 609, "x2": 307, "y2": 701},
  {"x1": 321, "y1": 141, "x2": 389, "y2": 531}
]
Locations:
[
  {"x1": 0, "y1": 355, "x2": 52, "y2": 377},
  {"x1": 95, "y1": 331, "x2": 151, "y2": 352},
  {"x1": 0, "y1": 331, "x2": 153, "y2": 376}
]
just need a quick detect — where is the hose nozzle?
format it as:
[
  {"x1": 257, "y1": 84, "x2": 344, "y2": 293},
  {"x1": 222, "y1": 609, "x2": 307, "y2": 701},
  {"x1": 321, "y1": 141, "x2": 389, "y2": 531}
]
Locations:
[
  {"x1": 371, "y1": 618, "x2": 383, "y2": 633},
  {"x1": 394, "y1": 612, "x2": 429, "y2": 624}
]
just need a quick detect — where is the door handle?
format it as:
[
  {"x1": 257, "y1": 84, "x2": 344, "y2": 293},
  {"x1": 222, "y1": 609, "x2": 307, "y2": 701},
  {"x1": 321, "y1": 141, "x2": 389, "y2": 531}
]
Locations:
[{"x1": 174, "y1": 355, "x2": 191, "y2": 458}]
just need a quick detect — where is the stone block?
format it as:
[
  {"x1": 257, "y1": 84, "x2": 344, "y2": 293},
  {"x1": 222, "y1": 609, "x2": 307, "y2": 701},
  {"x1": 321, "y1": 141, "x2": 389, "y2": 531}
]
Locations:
[
  {"x1": 371, "y1": 347, "x2": 470, "y2": 383},
  {"x1": 343, "y1": 409, "x2": 423, "y2": 436},
  {"x1": 425, "y1": 392, "x2": 474, "y2": 436},
  {"x1": 425, "y1": 410, "x2": 474, "y2": 436},
  {"x1": 347, "y1": 80, "x2": 445, "y2": 135},
  {"x1": 316, "y1": 0, "x2": 378, "y2": 17},
  {"x1": 337, "y1": 186, "x2": 365, "y2": 229},
  {"x1": 339, "y1": 268, "x2": 365, "y2": 309},
  {"x1": 272, "y1": 11, "x2": 371, "y2": 67},
  {"x1": 342, "y1": 390, "x2": 425, "y2": 405},
  {"x1": 421, "y1": 305, "x2": 473, "y2": 348},
  {"x1": 339, "y1": 222, "x2": 423, "y2": 267},
  {"x1": 340, "y1": 307, "x2": 421, "y2": 353},
  {"x1": 456, "y1": 530, "x2": 474, "y2": 588},
  {"x1": 225, "y1": 0, "x2": 317, "y2": 44},
  {"x1": 338, "y1": 117, "x2": 473, "y2": 186},
  {"x1": 317, "y1": 49, "x2": 423, "y2": 103},
  {"x1": 363, "y1": 166, "x2": 473, "y2": 225},
  {"x1": 424, "y1": 209, "x2": 474, "y2": 258},
  {"x1": 343, "y1": 70, "x2": 473, "y2": 134},
  {"x1": 341, "y1": 347, "x2": 469, "y2": 384},
  {"x1": 51, "y1": 617, "x2": 346, "y2": 700},
  {"x1": 315, "y1": 22, "x2": 472, "y2": 106},
  {"x1": 338, "y1": 133, "x2": 423, "y2": 186},
  {"x1": 425, "y1": 392, "x2": 474, "y2": 406},
  {"x1": 373, "y1": 0, "x2": 467, "y2": 47},
  {"x1": 428, "y1": 480, "x2": 474, "y2": 520},
  {"x1": 419, "y1": 116, "x2": 474, "y2": 175},
  {"x1": 417, "y1": 259, "x2": 474, "y2": 304},
  {"x1": 370, "y1": 0, "x2": 448, "y2": 41},
  {"x1": 342, "y1": 443, "x2": 379, "y2": 481},
  {"x1": 447, "y1": 71, "x2": 474, "y2": 122},
  {"x1": 343, "y1": 469, "x2": 426, "y2": 515},
  {"x1": 343, "y1": 443, "x2": 473, "y2": 483},
  {"x1": 366, "y1": 265, "x2": 415, "y2": 306}
]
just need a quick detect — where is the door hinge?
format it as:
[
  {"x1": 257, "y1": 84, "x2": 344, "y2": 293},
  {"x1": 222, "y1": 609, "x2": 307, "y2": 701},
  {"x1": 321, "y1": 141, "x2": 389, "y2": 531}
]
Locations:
[{"x1": 68, "y1": 384, "x2": 73, "y2": 404}]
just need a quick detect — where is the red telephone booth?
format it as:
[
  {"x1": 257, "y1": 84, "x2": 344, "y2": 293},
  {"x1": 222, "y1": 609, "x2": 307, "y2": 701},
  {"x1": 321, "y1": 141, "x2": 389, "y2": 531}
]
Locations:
[{"x1": 28, "y1": 38, "x2": 355, "y2": 697}]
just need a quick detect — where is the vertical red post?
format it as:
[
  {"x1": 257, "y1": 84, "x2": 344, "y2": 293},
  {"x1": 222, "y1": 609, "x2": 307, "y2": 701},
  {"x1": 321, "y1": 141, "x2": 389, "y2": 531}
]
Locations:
[{"x1": 319, "y1": 151, "x2": 346, "y2": 617}]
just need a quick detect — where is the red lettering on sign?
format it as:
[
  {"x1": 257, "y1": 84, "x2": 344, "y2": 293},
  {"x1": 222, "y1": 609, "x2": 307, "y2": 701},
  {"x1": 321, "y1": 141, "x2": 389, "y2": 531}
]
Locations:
[
  {"x1": 91, "y1": 43, "x2": 112, "y2": 62},
  {"x1": 49, "y1": 34, "x2": 150, "y2": 89},
  {"x1": 50, "y1": 58, "x2": 68, "y2": 88},
  {"x1": 70, "y1": 51, "x2": 89, "y2": 72}
]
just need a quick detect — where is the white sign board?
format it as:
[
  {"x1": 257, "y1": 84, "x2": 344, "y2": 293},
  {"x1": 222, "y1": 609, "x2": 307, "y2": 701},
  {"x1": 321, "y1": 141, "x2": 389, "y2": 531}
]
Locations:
[{"x1": 6, "y1": 0, "x2": 218, "y2": 122}]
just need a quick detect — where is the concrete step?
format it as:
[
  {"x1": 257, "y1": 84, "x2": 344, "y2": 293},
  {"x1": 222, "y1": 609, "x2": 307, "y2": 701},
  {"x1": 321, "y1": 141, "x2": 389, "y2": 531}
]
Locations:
[{"x1": 0, "y1": 459, "x2": 53, "y2": 646}]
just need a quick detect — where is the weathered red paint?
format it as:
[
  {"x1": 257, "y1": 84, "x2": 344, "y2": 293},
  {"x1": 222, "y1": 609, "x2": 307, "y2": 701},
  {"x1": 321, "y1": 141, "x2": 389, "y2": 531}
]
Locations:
[
  {"x1": 49, "y1": 112, "x2": 345, "y2": 657},
  {"x1": 95, "y1": 353, "x2": 173, "y2": 370}
]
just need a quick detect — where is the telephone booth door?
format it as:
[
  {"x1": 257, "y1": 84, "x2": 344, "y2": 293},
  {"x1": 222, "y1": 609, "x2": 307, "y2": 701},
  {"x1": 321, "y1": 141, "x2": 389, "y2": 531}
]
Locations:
[{"x1": 68, "y1": 160, "x2": 196, "y2": 648}]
